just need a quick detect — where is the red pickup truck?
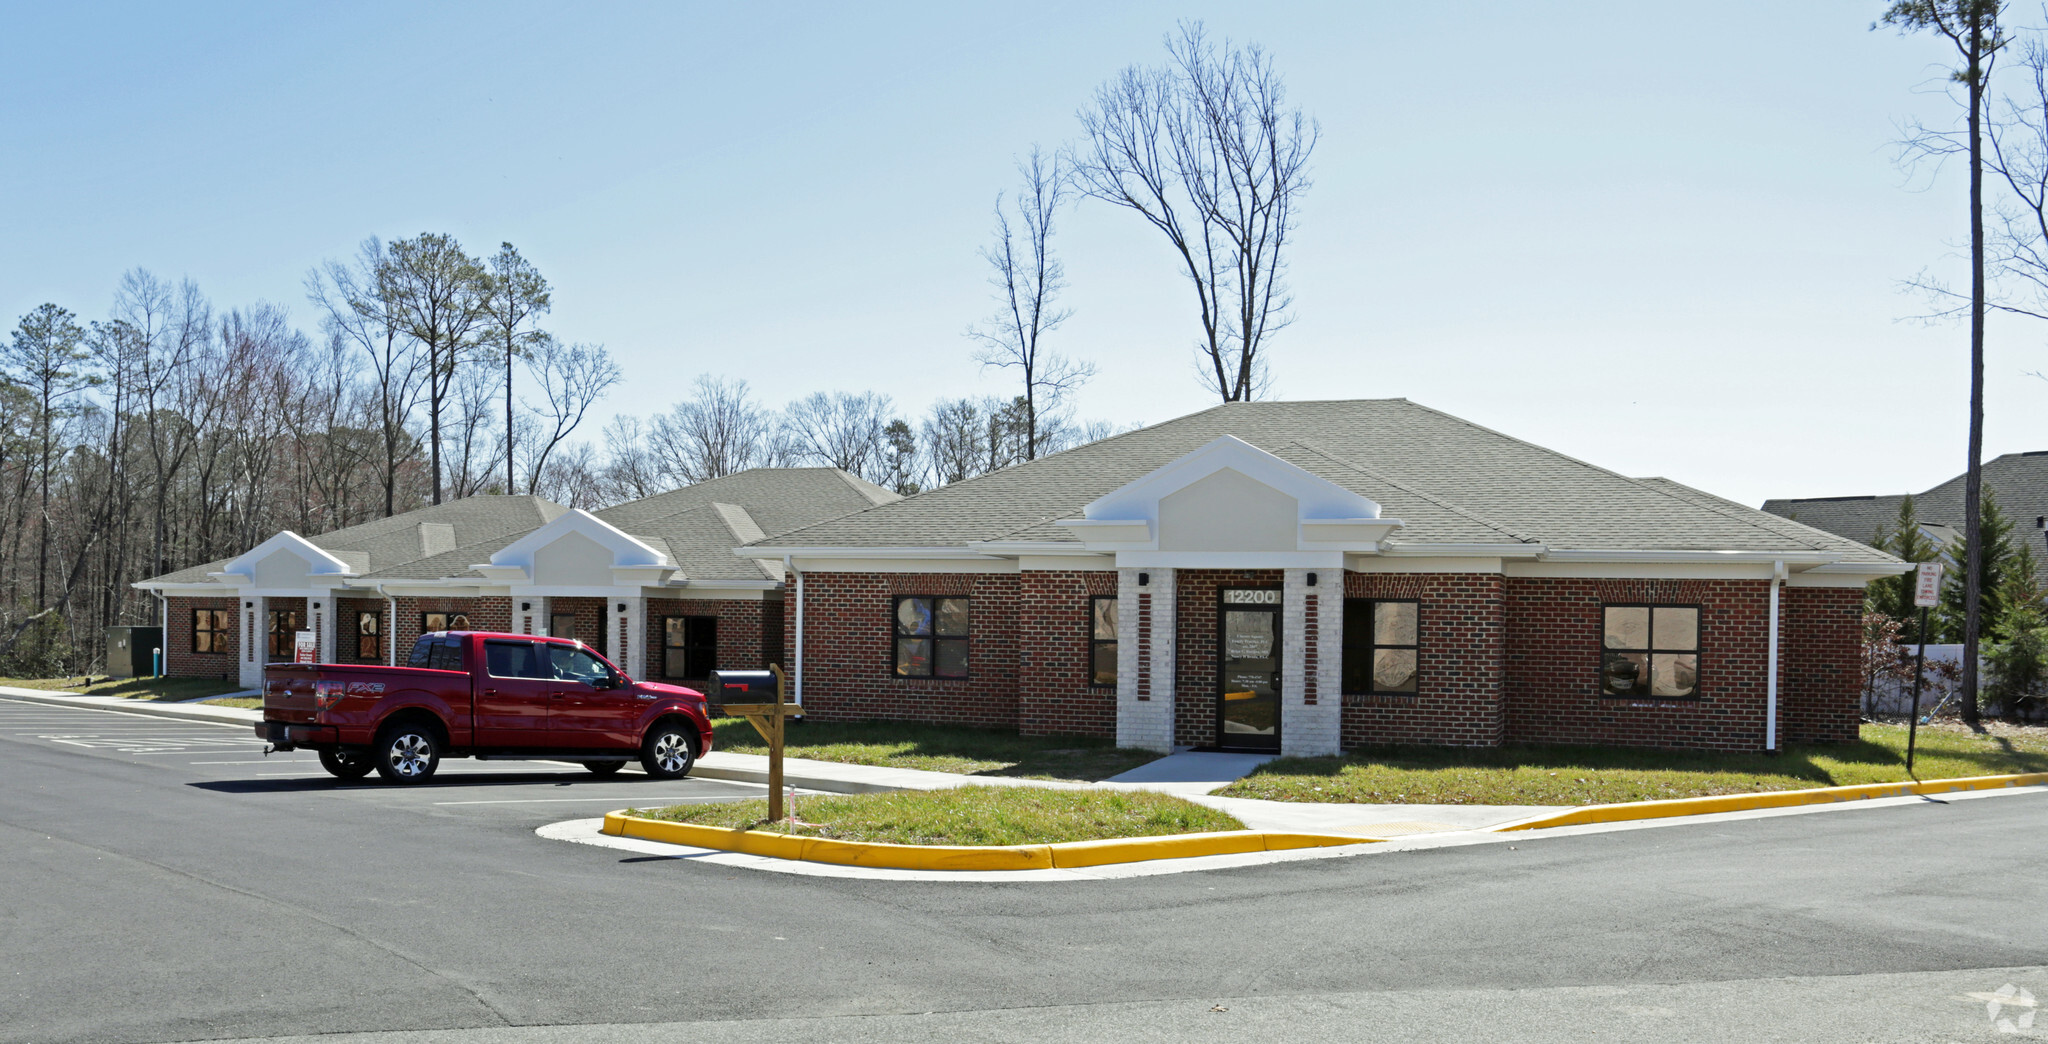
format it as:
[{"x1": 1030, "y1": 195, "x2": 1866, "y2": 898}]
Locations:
[{"x1": 257, "y1": 631, "x2": 715, "y2": 784}]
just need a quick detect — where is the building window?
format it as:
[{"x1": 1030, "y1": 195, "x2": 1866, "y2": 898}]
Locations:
[
  {"x1": 192, "y1": 609, "x2": 231, "y2": 655},
  {"x1": 355, "y1": 610, "x2": 380, "y2": 661},
  {"x1": 1343, "y1": 599, "x2": 1419, "y2": 694},
  {"x1": 268, "y1": 609, "x2": 303, "y2": 660},
  {"x1": 663, "y1": 616, "x2": 717, "y2": 679},
  {"x1": 1601, "y1": 604, "x2": 1700, "y2": 698},
  {"x1": 421, "y1": 611, "x2": 471, "y2": 635},
  {"x1": 550, "y1": 612, "x2": 578, "y2": 642},
  {"x1": 894, "y1": 596, "x2": 969, "y2": 678},
  {"x1": 1091, "y1": 596, "x2": 1118, "y2": 687}
]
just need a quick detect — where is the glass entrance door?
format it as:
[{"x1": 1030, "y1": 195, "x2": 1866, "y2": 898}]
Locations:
[{"x1": 1217, "y1": 589, "x2": 1282, "y2": 751}]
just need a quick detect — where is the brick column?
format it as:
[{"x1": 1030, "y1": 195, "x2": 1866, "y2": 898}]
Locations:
[
  {"x1": 237, "y1": 596, "x2": 263, "y2": 688},
  {"x1": 1282, "y1": 568, "x2": 1343, "y2": 756},
  {"x1": 312, "y1": 592, "x2": 338, "y2": 666},
  {"x1": 515, "y1": 597, "x2": 548, "y2": 636},
  {"x1": 618, "y1": 596, "x2": 645, "y2": 679},
  {"x1": 1116, "y1": 567, "x2": 1177, "y2": 752}
]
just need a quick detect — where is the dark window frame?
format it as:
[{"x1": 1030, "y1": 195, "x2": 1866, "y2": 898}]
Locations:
[
  {"x1": 1342, "y1": 598, "x2": 1421, "y2": 695},
  {"x1": 420, "y1": 611, "x2": 472, "y2": 635},
  {"x1": 891, "y1": 595, "x2": 970, "y2": 680},
  {"x1": 192, "y1": 608, "x2": 230, "y2": 656},
  {"x1": 267, "y1": 609, "x2": 304, "y2": 661},
  {"x1": 354, "y1": 609, "x2": 380, "y2": 662},
  {"x1": 1089, "y1": 595, "x2": 1118, "y2": 689},
  {"x1": 1599, "y1": 602, "x2": 1703, "y2": 700},
  {"x1": 661, "y1": 615, "x2": 718, "y2": 681}
]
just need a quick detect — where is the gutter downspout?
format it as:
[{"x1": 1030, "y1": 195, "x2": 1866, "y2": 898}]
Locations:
[
  {"x1": 785, "y1": 555, "x2": 803, "y2": 705},
  {"x1": 156, "y1": 589, "x2": 169, "y2": 677},
  {"x1": 1766, "y1": 560, "x2": 1784, "y2": 753}
]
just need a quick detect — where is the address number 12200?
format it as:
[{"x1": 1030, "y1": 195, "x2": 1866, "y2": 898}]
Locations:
[{"x1": 1222, "y1": 589, "x2": 1280, "y2": 605}]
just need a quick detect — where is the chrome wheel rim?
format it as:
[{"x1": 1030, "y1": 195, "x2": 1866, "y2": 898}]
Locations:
[
  {"x1": 388, "y1": 734, "x2": 432, "y2": 777},
  {"x1": 652, "y1": 733, "x2": 689, "y2": 773}
]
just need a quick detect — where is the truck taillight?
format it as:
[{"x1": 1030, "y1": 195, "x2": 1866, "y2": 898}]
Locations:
[{"x1": 314, "y1": 680, "x2": 345, "y2": 712}]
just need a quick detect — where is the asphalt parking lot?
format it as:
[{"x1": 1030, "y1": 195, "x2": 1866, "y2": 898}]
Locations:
[
  {"x1": 7, "y1": 695, "x2": 2048, "y2": 1044},
  {"x1": 0, "y1": 696, "x2": 772, "y2": 824}
]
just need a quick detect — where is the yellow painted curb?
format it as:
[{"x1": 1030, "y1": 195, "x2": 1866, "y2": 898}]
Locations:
[
  {"x1": 1492, "y1": 771, "x2": 2048, "y2": 832},
  {"x1": 601, "y1": 812, "x2": 1379, "y2": 871}
]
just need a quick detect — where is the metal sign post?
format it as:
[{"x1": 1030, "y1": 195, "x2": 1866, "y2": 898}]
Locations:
[{"x1": 1907, "y1": 562, "x2": 1943, "y2": 773}]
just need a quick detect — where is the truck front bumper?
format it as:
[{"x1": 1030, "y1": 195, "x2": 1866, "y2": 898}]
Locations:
[{"x1": 255, "y1": 721, "x2": 338, "y2": 750}]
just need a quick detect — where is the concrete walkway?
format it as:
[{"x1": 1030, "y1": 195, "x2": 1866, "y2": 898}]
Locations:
[{"x1": 0, "y1": 686, "x2": 261, "y2": 726}]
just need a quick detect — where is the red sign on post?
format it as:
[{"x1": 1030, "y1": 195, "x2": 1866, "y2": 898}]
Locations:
[
  {"x1": 294, "y1": 631, "x2": 317, "y2": 664},
  {"x1": 1913, "y1": 562, "x2": 1944, "y2": 608}
]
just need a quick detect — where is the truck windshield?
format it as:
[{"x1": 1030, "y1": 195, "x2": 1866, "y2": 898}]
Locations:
[{"x1": 407, "y1": 636, "x2": 464, "y2": 670}]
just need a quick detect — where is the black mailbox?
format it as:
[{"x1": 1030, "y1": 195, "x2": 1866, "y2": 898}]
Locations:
[
  {"x1": 707, "y1": 669, "x2": 800, "y2": 718},
  {"x1": 708, "y1": 669, "x2": 779, "y2": 703}
]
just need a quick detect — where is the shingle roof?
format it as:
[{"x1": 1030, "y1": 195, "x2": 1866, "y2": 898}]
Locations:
[
  {"x1": 140, "y1": 495, "x2": 570, "y2": 586},
  {"x1": 593, "y1": 468, "x2": 901, "y2": 581},
  {"x1": 1764, "y1": 450, "x2": 2048, "y2": 580},
  {"x1": 748, "y1": 399, "x2": 1894, "y2": 564}
]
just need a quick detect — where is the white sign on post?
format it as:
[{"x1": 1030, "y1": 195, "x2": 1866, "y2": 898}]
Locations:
[
  {"x1": 294, "y1": 630, "x2": 318, "y2": 664},
  {"x1": 1913, "y1": 562, "x2": 1944, "y2": 608}
]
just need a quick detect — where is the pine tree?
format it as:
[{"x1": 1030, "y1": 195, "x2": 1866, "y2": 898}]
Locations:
[
  {"x1": 1941, "y1": 488, "x2": 2030, "y2": 641},
  {"x1": 1870, "y1": 495, "x2": 1944, "y2": 641}
]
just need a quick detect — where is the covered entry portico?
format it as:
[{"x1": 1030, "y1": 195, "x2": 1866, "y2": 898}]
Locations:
[{"x1": 1056, "y1": 436, "x2": 1404, "y2": 757}]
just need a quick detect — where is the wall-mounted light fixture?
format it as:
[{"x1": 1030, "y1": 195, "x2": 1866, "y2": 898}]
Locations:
[
  {"x1": 520, "y1": 602, "x2": 531, "y2": 612},
  {"x1": 616, "y1": 603, "x2": 627, "y2": 613},
  {"x1": 1138, "y1": 572, "x2": 1150, "y2": 587},
  {"x1": 1306, "y1": 572, "x2": 1318, "y2": 587}
]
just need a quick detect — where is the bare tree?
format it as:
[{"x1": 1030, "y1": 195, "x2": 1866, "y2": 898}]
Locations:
[
  {"x1": 482, "y1": 243, "x2": 551, "y2": 494},
  {"x1": 517, "y1": 337, "x2": 620, "y2": 494},
  {"x1": 5, "y1": 304, "x2": 95, "y2": 607},
  {"x1": 649, "y1": 375, "x2": 778, "y2": 484},
  {"x1": 1883, "y1": 0, "x2": 2007, "y2": 721},
  {"x1": 378, "y1": 233, "x2": 489, "y2": 505},
  {"x1": 445, "y1": 360, "x2": 503, "y2": 499},
  {"x1": 597, "y1": 415, "x2": 665, "y2": 503},
  {"x1": 780, "y1": 390, "x2": 898, "y2": 482},
  {"x1": 968, "y1": 147, "x2": 1094, "y2": 459},
  {"x1": 1071, "y1": 21, "x2": 1317, "y2": 401},
  {"x1": 308, "y1": 239, "x2": 426, "y2": 517}
]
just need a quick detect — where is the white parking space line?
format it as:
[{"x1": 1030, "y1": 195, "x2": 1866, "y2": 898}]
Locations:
[
  {"x1": 190, "y1": 759, "x2": 316, "y2": 765},
  {"x1": 430, "y1": 794, "x2": 760, "y2": 805}
]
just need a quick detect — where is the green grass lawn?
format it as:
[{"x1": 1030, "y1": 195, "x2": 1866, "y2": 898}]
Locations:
[
  {"x1": 0, "y1": 676, "x2": 244, "y2": 702},
  {"x1": 1212, "y1": 722, "x2": 2048, "y2": 807},
  {"x1": 629, "y1": 785, "x2": 1244, "y2": 846},
  {"x1": 709, "y1": 717, "x2": 1160, "y2": 781}
]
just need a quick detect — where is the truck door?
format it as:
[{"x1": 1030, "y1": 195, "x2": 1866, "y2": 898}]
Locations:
[
  {"x1": 544, "y1": 644, "x2": 638, "y2": 748},
  {"x1": 477, "y1": 639, "x2": 554, "y2": 746}
]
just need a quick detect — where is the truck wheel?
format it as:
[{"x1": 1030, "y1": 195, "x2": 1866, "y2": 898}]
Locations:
[
  {"x1": 640, "y1": 722, "x2": 697, "y2": 780},
  {"x1": 318, "y1": 748, "x2": 374, "y2": 780},
  {"x1": 583, "y1": 760, "x2": 625, "y2": 777},
  {"x1": 373, "y1": 722, "x2": 441, "y2": 784}
]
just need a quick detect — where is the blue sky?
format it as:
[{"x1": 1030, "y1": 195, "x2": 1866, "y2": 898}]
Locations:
[{"x1": 0, "y1": 1, "x2": 2033, "y2": 507}]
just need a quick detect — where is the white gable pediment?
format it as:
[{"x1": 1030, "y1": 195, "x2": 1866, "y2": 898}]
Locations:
[
  {"x1": 475, "y1": 508, "x2": 674, "y2": 590},
  {"x1": 219, "y1": 531, "x2": 354, "y2": 590},
  {"x1": 1056, "y1": 436, "x2": 1401, "y2": 560}
]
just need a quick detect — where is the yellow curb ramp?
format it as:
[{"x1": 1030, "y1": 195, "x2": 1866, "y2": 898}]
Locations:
[
  {"x1": 601, "y1": 812, "x2": 1382, "y2": 871},
  {"x1": 1492, "y1": 771, "x2": 2048, "y2": 832}
]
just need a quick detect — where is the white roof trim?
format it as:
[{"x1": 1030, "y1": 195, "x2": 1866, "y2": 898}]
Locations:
[
  {"x1": 1077, "y1": 435, "x2": 1383, "y2": 522},
  {"x1": 482, "y1": 508, "x2": 672, "y2": 577},
  {"x1": 220, "y1": 531, "x2": 354, "y2": 581}
]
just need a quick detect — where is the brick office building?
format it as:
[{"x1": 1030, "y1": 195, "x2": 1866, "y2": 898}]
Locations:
[
  {"x1": 136, "y1": 469, "x2": 897, "y2": 693},
  {"x1": 746, "y1": 400, "x2": 1903, "y2": 755}
]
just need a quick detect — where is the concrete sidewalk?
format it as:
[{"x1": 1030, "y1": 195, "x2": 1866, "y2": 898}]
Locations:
[{"x1": 0, "y1": 686, "x2": 261, "y2": 726}]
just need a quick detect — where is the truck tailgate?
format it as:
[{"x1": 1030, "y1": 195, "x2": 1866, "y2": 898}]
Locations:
[{"x1": 263, "y1": 669, "x2": 319, "y2": 724}]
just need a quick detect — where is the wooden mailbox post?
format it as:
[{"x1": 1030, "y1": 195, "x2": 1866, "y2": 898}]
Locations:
[{"x1": 720, "y1": 663, "x2": 794, "y2": 821}]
